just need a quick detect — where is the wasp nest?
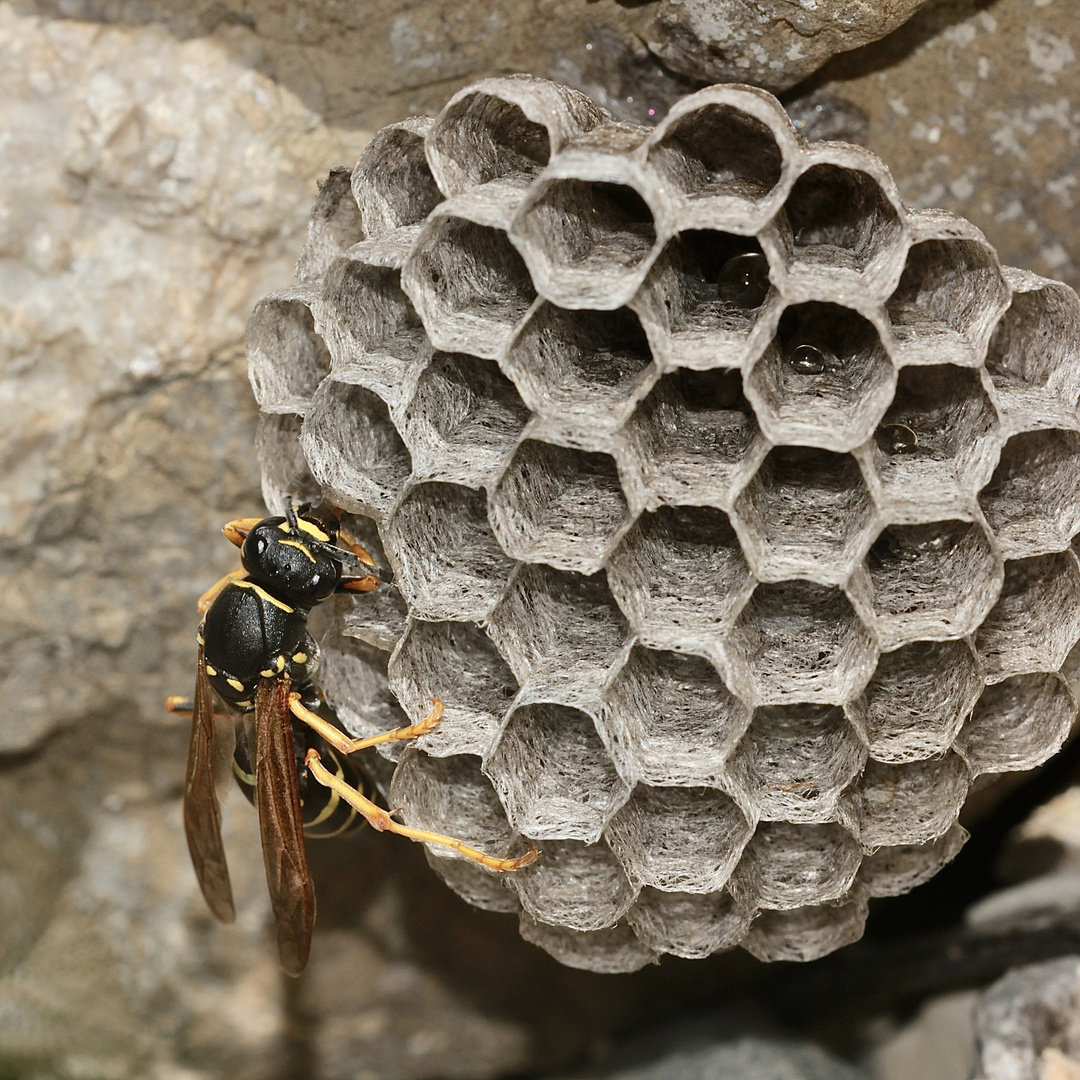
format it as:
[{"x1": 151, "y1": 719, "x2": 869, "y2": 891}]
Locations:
[{"x1": 247, "y1": 75, "x2": 1080, "y2": 973}]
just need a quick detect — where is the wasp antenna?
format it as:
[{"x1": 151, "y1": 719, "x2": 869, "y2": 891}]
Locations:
[{"x1": 282, "y1": 495, "x2": 299, "y2": 533}]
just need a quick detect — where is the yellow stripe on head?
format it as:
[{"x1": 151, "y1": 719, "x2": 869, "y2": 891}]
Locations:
[
  {"x1": 280, "y1": 538, "x2": 316, "y2": 562},
  {"x1": 297, "y1": 518, "x2": 330, "y2": 543}
]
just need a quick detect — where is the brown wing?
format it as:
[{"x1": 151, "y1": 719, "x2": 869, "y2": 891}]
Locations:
[
  {"x1": 183, "y1": 640, "x2": 236, "y2": 923},
  {"x1": 254, "y1": 675, "x2": 316, "y2": 977}
]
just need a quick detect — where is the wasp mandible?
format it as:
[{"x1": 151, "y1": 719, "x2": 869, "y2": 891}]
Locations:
[{"x1": 168, "y1": 499, "x2": 537, "y2": 975}]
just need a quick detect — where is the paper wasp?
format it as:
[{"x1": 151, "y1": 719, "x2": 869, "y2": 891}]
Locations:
[{"x1": 168, "y1": 499, "x2": 536, "y2": 975}]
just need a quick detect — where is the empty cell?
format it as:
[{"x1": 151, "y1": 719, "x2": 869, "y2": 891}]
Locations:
[
  {"x1": 741, "y1": 892, "x2": 868, "y2": 963},
  {"x1": 403, "y1": 351, "x2": 530, "y2": 487},
  {"x1": 518, "y1": 915, "x2": 657, "y2": 974},
  {"x1": 300, "y1": 381, "x2": 412, "y2": 519},
  {"x1": 485, "y1": 701, "x2": 631, "y2": 843},
  {"x1": 729, "y1": 821, "x2": 862, "y2": 910},
  {"x1": 503, "y1": 304, "x2": 656, "y2": 430},
  {"x1": 958, "y1": 673, "x2": 1077, "y2": 775},
  {"x1": 746, "y1": 302, "x2": 896, "y2": 452},
  {"x1": 726, "y1": 703, "x2": 866, "y2": 824},
  {"x1": 647, "y1": 101, "x2": 784, "y2": 204},
  {"x1": 784, "y1": 162, "x2": 903, "y2": 274},
  {"x1": 384, "y1": 482, "x2": 516, "y2": 621},
  {"x1": 403, "y1": 215, "x2": 537, "y2": 359},
  {"x1": 980, "y1": 429, "x2": 1080, "y2": 557},
  {"x1": 606, "y1": 784, "x2": 754, "y2": 893},
  {"x1": 633, "y1": 232, "x2": 776, "y2": 370},
  {"x1": 728, "y1": 581, "x2": 879, "y2": 705},
  {"x1": 852, "y1": 640, "x2": 983, "y2": 764},
  {"x1": 977, "y1": 552, "x2": 1080, "y2": 681},
  {"x1": 512, "y1": 839, "x2": 637, "y2": 931},
  {"x1": 855, "y1": 754, "x2": 971, "y2": 848},
  {"x1": 247, "y1": 290, "x2": 331, "y2": 413},
  {"x1": 512, "y1": 178, "x2": 659, "y2": 309},
  {"x1": 424, "y1": 849, "x2": 519, "y2": 913},
  {"x1": 390, "y1": 748, "x2": 518, "y2": 864},
  {"x1": 352, "y1": 117, "x2": 442, "y2": 237},
  {"x1": 255, "y1": 411, "x2": 322, "y2": 511},
  {"x1": 889, "y1": 237, "x2": 1010, "y2": 364},
  {"x1": 858, "y1": 824, "x2": 968, "y2": 898},
  {"x1": 864, "y1": 519, "x2": 1002, "y2": 648},
  {"x1": 627, "y1": 888, "x2": 753, "y2": 960},
  {"x1": 622, "y1": 370, "x2": 758, "y2": 508},
  {"x1": 732, "y1": 447, "x2": 878, "y2": 584},
  {"x1": 485, "y1": 563, "x2": 629, "y2": 690},
  {"x1": 607, "y1": 506, "x2": 753, "y2": 649},
  {"x1": 604, "y1": 646, "x2": 751, "y2": 787},
  {"x1": 389, "y1": 619, "x2": 518, "y2": 758},
  {"x1": 319, "y1": 259, "x2": 429, "y2": 407},
  {"x1": 427, "y1": 78, "x2": 605, "y2": 197},
  {"x1": 488, "y1": 440, "x2": 631, "y2": 573},
  {"x1": 296, "y1": 166, "x2": 365, "y2": 283},
  {"x1": 872, "y1": 365, "x2": 1002, "y2": 517}
]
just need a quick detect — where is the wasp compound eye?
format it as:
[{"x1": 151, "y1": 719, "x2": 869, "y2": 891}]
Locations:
[
  {"x1": 786, "y1": 343, "x2": 827, "y2": 374},
  {"x1": 717, "y1": 251, "x2": 770, "y2": 309}
]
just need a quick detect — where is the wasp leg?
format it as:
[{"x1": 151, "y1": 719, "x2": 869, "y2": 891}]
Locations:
[
  {"x1": 166, "y1": 696, "x2": 231, "y2": 722},
  {"x1": 288, "y1": 694, "x2": 443, "y2": 755},
  {"x1": 222, "y1": 517, "x2": 263, "y2": 547},
  {"x1": 305, "y1": 748, "x2": 538, "y2": 871},
  {"x1": 339, "y1": 574, "x2": 381, "y2": 594},
  {"x1": 197, "y1": 567, "x2": 246, "y2": 614},
  {"x1": 335, "y1": 527, "x2": 377, "y2": 568}
]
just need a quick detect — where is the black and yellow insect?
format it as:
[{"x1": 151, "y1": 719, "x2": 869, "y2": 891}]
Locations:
[{"x1": 169, "y1": 499, "x2": 536, "y2": 976}]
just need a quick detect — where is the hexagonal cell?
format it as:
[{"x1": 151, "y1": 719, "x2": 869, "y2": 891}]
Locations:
[
  {"x1": 510, "y1": 162, "x2": 663, "y2": 309},
  {"x1": 631, "y1": 231, "x2": 778, "y2": 370},
  {"x1": 317, "y1": 631, "x2": 409, "y2": 761},
  {"x1": 423, "y1": 848, "x2": 519, "y2": 914},
  {"x1": 603, "y1": 646, "x2": 751, "y2": 788},
  {"x1": 485, "y1": 563, "x2": 629, "y2": 695},
  {"x1": 854, "y1": 754, "x2": 971, "y2": 848},
  {"x1": 512, "y1": 839, "x2": 637, "y2": 931},
  {"x1": 296, "y1": 166, "x2": 365, "y2": 283},
  {"x1": 426, "y1": 77, "x2": 606, "y2": 198},
  {"x1": 317, "y1": 257, "x2": 430, "y2": 411},
  {"x1": 607, "y1": 506, "x2": 753, "y2": 651},
  {"x1": 503, "y1": 304, "x2": 657, "y2": 432},
  {"x1": 402, "y1": 351, "x2": 530, "y2": 488},
  {"x1": 979, "y1": 429, "x2": 1080, "y2": 557},
  {"x1": 300, "y1": 381, "x2": 412, "y2": 520},
  {"x1": 745, "y1": 302, "x2": 896, "y2": 452},
  {"x1": 644, "y1": 87, "x2": 790, "y2": 230},
  {"x1": 957, "y1": 673, "x2": 1077, "y2": 775},
  {"x1": 383, "y1": 482, "x2": 516, "y2": 622},
  {"x1": 985, "y1": 269, "x2": 1080, "y2": 433},
  {"x1": 402, "y1": 211, "x2": 538, "y2": 360},
  {"x1": 741, "y1": 892, "x2": 868, "y2": 963},
  {"x1": 732, "y1": 447, "x2": 878, "y2": 585},
  {"x1": 621, "y1": 370, "x2": 759, "y2": 510},
  {"x1": 870, "y1": 365, "x2": 1002, "y2": 520},
  {"x1": 626, "y1": 888, "x2": 753, "y2": 960},
  {"x1": 782, "y1": 155, "x2": 905, "y2": 283},
  {"x1": 725, "y1": 704, "x2": 867, "y2": 824},
  {"x1": 849, "y1": 640, "x2": 984, "y2": 764},
  {"x1": 484, "y1": 700, "x2": 631, "y2": 843},
  {"x1": 605, "y1": 784, "x2": 754, "y2": 893},
  {"x1": 518, "y1": 915, "x2": 657, "y2": 974},
  {"x1": 247, "y1": 288, "x2": 330, "y2": 414},
  {"x1": 390, "y1": 748, "x2": 520, "y2": 869},
  {"x1": 727, "y1": 581, "x2": 879, "y2": 706},
  {"x1": 254, "y1": 411, "x2": 322, "y2": 512},
  {"x1": 728, "y1": 821, "x2": 862, "y2": 910},
  {"x1": 859, "y1": 519, "x2": 1002, "y2": 649},
  {"x1": 857, "y1": 824, "x2": 968, "y2": 898},
  {"x1": 976, "y1": 552, "x2": 1080, "y2": 682},
  {"x1": 488, "y1": 440, "x2": 632, "y2": 574},
  {"x1": 887, "y1": 225, "x2": 1010, "y2": 369},
  {"x1": 352, "y1": 117, "x2": 442, "y2": 238},
  {"x1": 388, "y1": 620, "x2": 518, "y2": 758}
]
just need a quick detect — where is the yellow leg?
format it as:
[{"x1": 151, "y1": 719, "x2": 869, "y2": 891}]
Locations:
[
  {"x1": 198, "y1": 567, "x2": 246, "y2": 614},
  {"x1": 222, "y1": 517, "x2": 262, "y2": 547},
  {"x1": 340, "y1": 574, "x2": 381, "y2": 593},
  {"x1": 289, "y1": 694, "x2": 444, "y2": 755},
  {"x1": 305, "y1": 749, "x2": 538, "y2": 871},
  {"x1": 336, "y1": 527, "x2": 376, "y2": 568}
]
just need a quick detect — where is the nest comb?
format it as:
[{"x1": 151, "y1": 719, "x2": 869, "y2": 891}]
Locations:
[{"x1": 247, "y1": 75, "x2": 1080, "y2": 973}]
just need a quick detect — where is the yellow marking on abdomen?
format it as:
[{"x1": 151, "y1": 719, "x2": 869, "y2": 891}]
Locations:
[
  {"x1": 226, "y1": 677, "x2": 245, "y2": 693},
  {"x1": 204, "y1": 664, "x2": 218, "y2": 677},
  {"x1": 232, "y1": 760, "x2": 255, "y2": 786},
  {"x1": 292, "y1": 652, "x2": 308, "y2": 664}
]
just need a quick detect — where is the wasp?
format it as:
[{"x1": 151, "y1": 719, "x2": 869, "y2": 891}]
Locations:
[{"x1": 168, "y1": 499, "x2": 537, "y2": 975}]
